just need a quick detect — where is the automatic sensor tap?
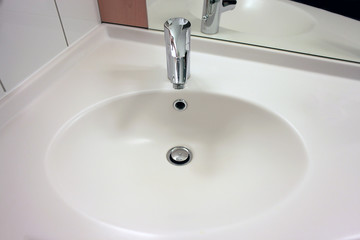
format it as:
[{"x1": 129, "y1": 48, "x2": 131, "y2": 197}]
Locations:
[{"x1": 164, "y1": 18, "x2": 191, "y2": 90}]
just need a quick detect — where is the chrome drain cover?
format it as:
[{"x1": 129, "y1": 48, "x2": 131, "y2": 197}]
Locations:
[{"x1": 166, "y1": 146, "x2": 192, "y2": 166}]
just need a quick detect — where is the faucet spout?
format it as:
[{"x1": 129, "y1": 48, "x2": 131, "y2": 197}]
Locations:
[
  {"x1": 164, "y1": 18, "x2": 191, "y2": 89},
  {"x1": 201, "y1": 0, "x2": 237, "y2": 34}
]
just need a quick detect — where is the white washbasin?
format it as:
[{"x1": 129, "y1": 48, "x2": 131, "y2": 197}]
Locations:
[
  {"x1": 1, "y1": 25, "x2": 360, "y2": 239},
  {"x1": 46, "y1": 91, "x2": 307, "y2": 233}
]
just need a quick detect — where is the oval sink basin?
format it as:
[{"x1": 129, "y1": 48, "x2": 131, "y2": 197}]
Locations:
[
  {"x1": 46, "y1": 91, "x2": 308, "y2": 234},
  {"x1": 189, "y1": 0, "x2": 315, "y2": 36}
]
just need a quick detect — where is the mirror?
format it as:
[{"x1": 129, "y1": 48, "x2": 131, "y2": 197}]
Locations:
[{"x1": 146, "y1": 0, "x2": 360, "y2": 63}]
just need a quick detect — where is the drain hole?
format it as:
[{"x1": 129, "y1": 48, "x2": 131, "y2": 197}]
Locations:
[
  {"x1": 169, "y1": 155, "x2": 191, "y2": 165},
  {"x1": 173, "y1": 99, "x2": 187, "y2": 111},
  {"x1": 167, "y1": 146, "x2": 192, "y2": 166}
]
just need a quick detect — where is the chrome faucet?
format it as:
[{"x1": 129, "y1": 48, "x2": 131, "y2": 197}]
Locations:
[
  {"x1": 201, "y1": 0, "x2": 237, "y2": 34},
  {"x1": 164, "y1": 18, "x2": 191, "y2": 90}
]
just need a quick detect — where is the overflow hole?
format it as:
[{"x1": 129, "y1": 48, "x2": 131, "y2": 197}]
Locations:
[{"x1": 173, "y1": 99, "x2": 187, "y2": 111}]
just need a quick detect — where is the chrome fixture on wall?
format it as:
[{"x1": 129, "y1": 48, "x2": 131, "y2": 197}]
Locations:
[
  {"x1": 164, "y1": 18, "x2": 191, "y2": 89},
  {"x1": 201, "y1": 0, "x2": 237, "y2": 34}
]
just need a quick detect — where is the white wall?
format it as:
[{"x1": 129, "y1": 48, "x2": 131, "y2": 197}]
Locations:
[
  {"x1": 55, "y1": 0, "x2": 100, "y2": 45},
  {"x1": 0, "y1": 0, "x2": 100, "y2": 97},
  {"x1": 0, "y1": 81, "x2": 5, "y2": 99}
]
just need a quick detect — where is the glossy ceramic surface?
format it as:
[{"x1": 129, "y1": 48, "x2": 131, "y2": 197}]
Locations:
[
  {"x1": 46, "y1": 91, "x2": 307, "y2": 233},
  {"x1": 1, "y1": 25, "x2": 360, "y2": 239}
]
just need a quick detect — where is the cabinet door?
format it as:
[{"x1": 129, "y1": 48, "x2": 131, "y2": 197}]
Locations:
[{"x1": 0, "y1": 0, "x2": 67, "y2": 92}]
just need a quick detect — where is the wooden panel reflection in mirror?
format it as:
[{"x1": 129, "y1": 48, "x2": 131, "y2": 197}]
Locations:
[{"x1": 97, "y1": 0, "x2": 148, "y2": 28}]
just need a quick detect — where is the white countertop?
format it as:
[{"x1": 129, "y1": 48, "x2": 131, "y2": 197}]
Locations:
[{"x1": 0, "y1": 24, "x2": 360, "y2": 240}]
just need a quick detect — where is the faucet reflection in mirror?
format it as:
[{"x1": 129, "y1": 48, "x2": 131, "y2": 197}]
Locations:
[
  {"x1": 164, "y1": 18, "x2": 191, "y2": 90},
  {"x1": 201, "y1": 0, "x2": 237, "y2": 34}
]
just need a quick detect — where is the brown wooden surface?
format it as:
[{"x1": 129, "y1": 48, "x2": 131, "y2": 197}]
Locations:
[{"x1": 98, "y1": 0, "x2": 148, "y2": 28}]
